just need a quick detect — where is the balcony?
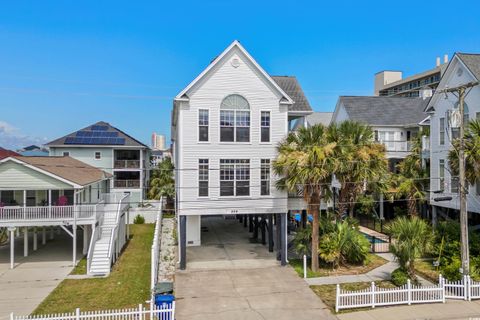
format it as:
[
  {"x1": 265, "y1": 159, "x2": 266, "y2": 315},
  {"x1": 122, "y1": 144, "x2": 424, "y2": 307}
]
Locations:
[
  {"x1": 0, "y1": 204, "x2": 99, "y2": 227},
  {"x1": 114, "y1": 179, "x2": 140, "y2": 189},
  {"x1": 379, "y1": 140, "x2": 412, "y2": 153},
  {"x1": 114, "y1": 160, "x2": 141, "y2": 169}
]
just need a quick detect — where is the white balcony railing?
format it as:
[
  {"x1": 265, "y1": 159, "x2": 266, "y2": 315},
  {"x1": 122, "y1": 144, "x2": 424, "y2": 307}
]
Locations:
[
  {"x1": 114, "y1": 180, "x2": 140, "y2": 188},
  {"x1": 379, "y1": 140, "x2": 412, "y2": 152},
  {"x1": 114, "y1": 160, "x2": 140, "y2": 169},
  {"x1": 0, "y1": 205, "x2": 97, "y2": 222}
]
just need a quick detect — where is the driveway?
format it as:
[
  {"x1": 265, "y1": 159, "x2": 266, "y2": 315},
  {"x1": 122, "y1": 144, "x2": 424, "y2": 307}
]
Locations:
[
  {"x1": 175, "y1": 265, "x2": 336, "y2": 320},
  {"x1": 0, "y1": 231, "x2": 81, "y2": 320}
]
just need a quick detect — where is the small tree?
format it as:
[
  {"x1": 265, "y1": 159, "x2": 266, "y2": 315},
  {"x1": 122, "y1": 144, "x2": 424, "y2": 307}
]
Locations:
[{"x1": 386, "y1": 216, "x2": 433, "y2": 279}]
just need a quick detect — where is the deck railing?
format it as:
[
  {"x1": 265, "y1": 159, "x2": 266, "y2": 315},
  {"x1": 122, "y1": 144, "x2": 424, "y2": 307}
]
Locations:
[
  {"x1": 114, "y1": 180, "x2": 141, "y2": 188},
  {"x1": 114, "y1": 160, "x2": 141, "y2": 169},
  {"x1": 0, "y1": 205, "x2": 96, "y2": 222}
]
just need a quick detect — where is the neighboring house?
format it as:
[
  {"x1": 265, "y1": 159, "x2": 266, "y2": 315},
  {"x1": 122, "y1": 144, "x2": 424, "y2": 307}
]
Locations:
[
  {"x1": 292, "y1": 112, "x2": 333, "y2": 130},
  {"x1": 374, "y1": 55, "x2": 449, "y2": 97},
  {"x1": 0, "y1": 156, "x2": 130, "y2": 275},
  {"x1": 331, "y1": 96, "x2": 429, "y2": 171},
  {"x1": 171, "y1": 40, "x2": 313, "y2": 268},
  {"x1": 0, "y1": 147, "x2": 20, "y2": 159},
  {"x1": 17, "y1": 145, "x2": 49, "y2": 157},
  {"x1": 151, "y1": 149, "x2": 172, "y2": 167},
  {"x1": 425, "y1": 53, "x2": 480, "y2": 220},
  {"x1": 46, "y1": 121, "x2": 150, "y2": 206}
]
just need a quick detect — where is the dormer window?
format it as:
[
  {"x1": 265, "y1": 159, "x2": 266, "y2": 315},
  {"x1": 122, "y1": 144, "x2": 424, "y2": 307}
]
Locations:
[{"x1": 220, "y1": 94, "x2": 250, "y2": 142}]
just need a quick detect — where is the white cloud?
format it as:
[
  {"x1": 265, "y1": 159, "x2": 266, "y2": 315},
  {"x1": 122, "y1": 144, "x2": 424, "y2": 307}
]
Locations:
[{"x1": 0, "y1": 121, "x2": 48, "y2": 150}]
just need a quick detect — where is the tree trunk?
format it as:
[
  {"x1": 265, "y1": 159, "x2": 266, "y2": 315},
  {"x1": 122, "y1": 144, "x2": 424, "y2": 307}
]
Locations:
[
  {"x1": 310, "y1": 197, "x2": 320, "y2": 272},
  {"x1": 408, "y1": 198, "x2": 418, "y2": 216},
  {"x1": 349, "y1": 205, "x2": 355, "y2": 218}
]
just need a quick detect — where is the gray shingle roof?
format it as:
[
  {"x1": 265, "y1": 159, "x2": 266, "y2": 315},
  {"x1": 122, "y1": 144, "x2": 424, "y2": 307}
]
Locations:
[
  {"x1": 457, "y1": 53, "x2": 480, "y2": 81},
  {"x1": 46, "y1": 121, "x2": 149, "y2": 148},
  {"x1": 305, "y1": 112, "x2": 333, "y2": 126},
  {"x1": 338, "y1": 96, "x2": 429, "y2": 126},
  {"x1": 271, "y1": 76, "x2": 312, "y2": 112}
]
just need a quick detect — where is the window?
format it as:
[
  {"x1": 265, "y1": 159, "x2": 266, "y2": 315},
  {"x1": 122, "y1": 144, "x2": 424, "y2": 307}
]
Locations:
[
  {"x1": 439, "y1": 118, "x2": 445, "y2": 145},
  {"x1": 95, "y1": 152, "x2": 101, "y2": 160},
  {"x1": 220, "y1": 94, "x2": 250, "y2": 142},
  {"x1": 439, "y1": 159, "x2": 445, "y2": 191},
  {"x1": 449, "y1": 160, "x2": 459, "y2": 193},
  {"x1": 63, "y1": 152, "x2": 70, "y2": 157},
  {"x1": 261, "y1": 111, "x2": 270, "y2": 142},
  {"x1": 378, "y1": 131, "x2": 395, "y2": 150},
  {"x1": 198, "y1": 159, "x2": 209, "y2": 197},
  {"x1": 261, "y1": 159, "x2": 270, "y2": 195},
  {"x1": 220, "y1": 159, "x2": 250, "y2": 196},
  {"x1": 198, "y1": 109, "x2": 209, "y2": 142}
]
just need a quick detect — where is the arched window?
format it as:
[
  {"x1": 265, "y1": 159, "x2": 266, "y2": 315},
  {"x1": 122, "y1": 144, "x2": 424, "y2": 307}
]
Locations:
[{"x1": 220, "y1": 95, "x2": 250, "y2": 142}]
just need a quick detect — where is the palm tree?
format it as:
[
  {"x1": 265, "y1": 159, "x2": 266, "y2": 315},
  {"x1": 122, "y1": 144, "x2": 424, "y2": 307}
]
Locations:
[
  {"x1": 274, "y1": 124, "x2": 335, "y2": 272},
  {"x1": 328, "y1": 121, "x2": 388, "y2": 218},
  {"x1": 148, "y1": 157, "x2": 175, "y2": 202},
  {"x1": 394, "y1": 132, "x2": 428, "y2": 216},
  {"x1": 386, "y1": 216, "x2": 433, "y2": 279},
  {"x1": 448, "y1": 119, "x2": 480, "y2": 186}
]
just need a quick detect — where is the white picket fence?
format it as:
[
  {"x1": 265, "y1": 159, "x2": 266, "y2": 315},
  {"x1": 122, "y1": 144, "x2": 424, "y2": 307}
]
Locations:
[
  {"x1": 11, "y1": 303, "x2": 175, "y2": 320},
  {"x1": 336, "y1": 274, "x2": 480, "y2": 312}
]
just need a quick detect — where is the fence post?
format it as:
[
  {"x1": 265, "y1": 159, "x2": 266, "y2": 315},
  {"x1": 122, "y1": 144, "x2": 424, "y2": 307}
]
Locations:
[
  {"x1": 439, "y1": 274, "x2": 446, "y2": 303},
  {"x1": 303, "y1": 255, "x2": 307, "y2": 279},
  {"x1": 465, "y1": 275, "x2": 468, "y2": 301},
  {"x1": 371, "y1": 282, "x2": 376, "y2": 309},
  {"x1": 407, "y1": 279, "x2": 411, "y2": 305},
  {"x1": 335, "y1": 284, "x2": 340, "y2": 313},
  {"x1": 138, "y1": 304, "x2": 143, "y2": 320},
  {"x1": 10, "y1": 312, "x2": 13, "y2": 320},
  {"x1": 75, "y1": 308, "x2": 80, "y2": 320}
]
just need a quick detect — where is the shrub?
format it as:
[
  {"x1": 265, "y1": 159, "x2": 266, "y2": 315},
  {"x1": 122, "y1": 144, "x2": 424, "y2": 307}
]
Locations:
[
  {"x1": 133, "y1": 214, "x2": 145, "y2": 224},
  {"x1": 318, "y1": 220, "x2": 370, "y2": 268},
  {"x1": 386, "y1": 216, "x2": 433, "y2": 279},
  {"x1": 391, "y1": 268, "x2": 409, "y2": 286}
]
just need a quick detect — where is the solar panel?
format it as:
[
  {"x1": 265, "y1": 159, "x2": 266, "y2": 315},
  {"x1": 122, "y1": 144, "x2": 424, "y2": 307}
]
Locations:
[
  {"x1": 91, "y1": 125, "x2": 108, "y2": 131},
  {"x1": 64, "y1": 136, "x2": 125, "y2": 145}
]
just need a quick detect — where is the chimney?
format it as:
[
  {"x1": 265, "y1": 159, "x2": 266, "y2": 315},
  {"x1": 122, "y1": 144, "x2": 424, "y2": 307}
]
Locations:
[
  {"x1": 436, "y1": 57, "x2": 441, "y2": 67},
  {"x1": 444, "y1": 54, "x2": 449, "y2": 64}
]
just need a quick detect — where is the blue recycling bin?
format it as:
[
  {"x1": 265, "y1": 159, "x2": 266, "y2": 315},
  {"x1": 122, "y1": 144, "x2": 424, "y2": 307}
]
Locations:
[{"x1": 154, "y1": 294, "x2": 175, "y2": 320}]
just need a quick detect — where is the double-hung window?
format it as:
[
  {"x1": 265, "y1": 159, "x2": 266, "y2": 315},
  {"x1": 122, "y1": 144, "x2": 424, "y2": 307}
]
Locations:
[
  {"x1": 198, "y1": 109, "x2": 209, "y2": 142},
  {"x1": 220, "y1": 94, "x2": 250, "y2": 142},
  {"x1": 220, "y1": 159, "x2": 250, "y2": 196},
  {"x1": 439, "y1": 118, "x2": 445, "y2": 145},
  {"x1": 198, "y1": 159, "x2": 209, "y2": 197},
  {"x1": 439, "y1": 159, "x2": 445, "y2": 191},
  {"x1": 261, "y1": 111, "x2": 270, "y2": 142},
  {"x1": 449, "y1": 160, "x2": 459, "y2": 194},
  {"x1": 261, "y1": 159, "x2": 270, "y2": 195}
]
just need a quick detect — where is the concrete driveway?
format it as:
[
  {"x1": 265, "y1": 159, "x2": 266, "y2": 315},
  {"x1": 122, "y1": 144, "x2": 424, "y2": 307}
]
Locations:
[
  {"x1": 0, "y1": 231, "x2": 81, "y2": 320},
  {"x1": 175, "y1": 265, "x2": 336, "y2": 320},
  {"x1": 176, "y1": 216, "x2": 335, "y2": 319}
]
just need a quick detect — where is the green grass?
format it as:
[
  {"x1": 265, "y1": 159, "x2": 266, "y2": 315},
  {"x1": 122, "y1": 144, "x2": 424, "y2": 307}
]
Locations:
[
  {"x1": 33, "y1": 224, "x2": 155, "y2": 314},
  {"x1": 70, "y1": 257, "x2": 87, "y2": 275},
  {"x1": 311, "y1": 281, "x2": 396, "y2": 313},
  {"x1": 290, "y1": 253, "x2": 387, "y2": 278},
  {"x1": 414, "y1": 260, "x2": 440, "y2": 283}
]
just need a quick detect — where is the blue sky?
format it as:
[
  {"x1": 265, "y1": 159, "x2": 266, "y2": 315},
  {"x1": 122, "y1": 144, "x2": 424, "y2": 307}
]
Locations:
[{"x1": 1, "y1": 0, "x2": 479, "y2": 149}]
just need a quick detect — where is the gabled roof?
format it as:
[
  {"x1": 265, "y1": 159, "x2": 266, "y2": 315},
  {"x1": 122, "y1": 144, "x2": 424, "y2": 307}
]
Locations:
[
  {"x1": 336, "y1": 96, "x2": 429, "y2": 126},
  {"x1": 1, "y1": 156, "x2": 112, "y2": 187},
  {"x1": 174, "y1": 40, "x2": 294, "y2": 106},
  {"x1": 425, "y1": 53, "x2": 480, "y2": 113},
  {"x1": 46, "y1": 121, "x2": 148, "y2": 148},
  {"x1": 0, "y1": 148, "x2": 20, "y2": 160},
  {"x1": 271, "y1": 76, "x2": 312, "y2": 112},
  {"x1": 457, "y1": 53, "x2": 480, "y2": 81}
]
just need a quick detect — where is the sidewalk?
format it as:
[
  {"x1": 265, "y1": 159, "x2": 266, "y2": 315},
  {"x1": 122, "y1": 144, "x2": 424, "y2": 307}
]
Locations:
[
  {"x1": 306, "y1": 253, "x2": 432, "y2": 286},
  {"x1": 306, "y1": 253, "x2": 399, "y2": 286},
  {"x1": 337, "y1": 300, "x2": 480, "y2": 320}
]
